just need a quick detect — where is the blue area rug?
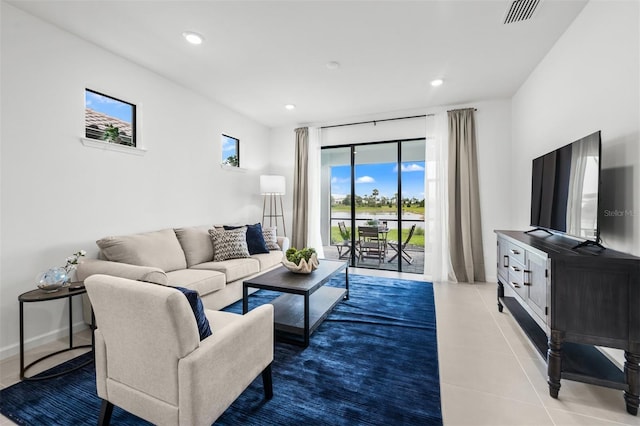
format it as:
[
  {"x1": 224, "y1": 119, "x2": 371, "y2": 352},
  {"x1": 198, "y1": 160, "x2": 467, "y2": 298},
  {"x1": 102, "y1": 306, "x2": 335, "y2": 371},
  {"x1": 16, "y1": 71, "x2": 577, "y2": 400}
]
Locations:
[{"x1": 0, "y1": 274, "x2": 442, "y2": 425}]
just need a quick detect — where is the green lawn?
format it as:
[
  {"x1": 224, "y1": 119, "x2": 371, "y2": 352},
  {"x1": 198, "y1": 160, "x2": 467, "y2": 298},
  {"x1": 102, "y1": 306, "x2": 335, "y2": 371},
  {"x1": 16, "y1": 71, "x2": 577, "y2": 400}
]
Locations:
[
  {"x1": 330, "y1": 226, "x2": 424, "y2": 247},
  {"x1": 331, "y1": 205, "x2": 425, "y2": 216}
]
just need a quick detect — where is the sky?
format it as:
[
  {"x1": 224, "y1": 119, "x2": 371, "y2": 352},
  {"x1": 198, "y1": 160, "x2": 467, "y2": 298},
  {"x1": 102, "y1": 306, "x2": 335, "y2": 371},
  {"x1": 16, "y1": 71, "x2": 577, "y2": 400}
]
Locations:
[
  {"x1": 221, "y1": 135, "x2": 238, "y2": 162},
  {"x1": 85, "y1": 90, "x2": 133, "y2": 122},
  {"x1": 331, "y1": 162, "x2": 425, "y2": 200}
]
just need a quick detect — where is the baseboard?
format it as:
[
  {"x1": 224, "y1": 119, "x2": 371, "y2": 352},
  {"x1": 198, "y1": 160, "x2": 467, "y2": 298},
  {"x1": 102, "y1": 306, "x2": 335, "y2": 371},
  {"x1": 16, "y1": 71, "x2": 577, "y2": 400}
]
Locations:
[{"x1": 0, "y1": 321, "x2": 90, "y2": 361}]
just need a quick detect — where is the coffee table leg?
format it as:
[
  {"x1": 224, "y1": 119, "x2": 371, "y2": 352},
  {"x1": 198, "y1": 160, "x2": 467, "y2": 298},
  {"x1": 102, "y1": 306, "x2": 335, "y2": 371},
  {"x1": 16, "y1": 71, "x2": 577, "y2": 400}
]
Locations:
[
  {"x1": 304, "y1": 293, "x2": 310, "y2": 347},
  {"x1": 345, "y1": 268, "x2": 350, "y2": 300},
  {"x1": 242, "y1": 284, "x2": 248, "y2": 314}
]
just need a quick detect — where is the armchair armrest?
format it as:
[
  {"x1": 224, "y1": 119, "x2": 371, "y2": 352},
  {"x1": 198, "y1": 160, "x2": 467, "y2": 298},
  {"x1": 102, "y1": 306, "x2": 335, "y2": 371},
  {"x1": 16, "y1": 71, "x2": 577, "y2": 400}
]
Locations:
[{"x1": 178, "y1": 304, "x2": 274, "y2": 425}]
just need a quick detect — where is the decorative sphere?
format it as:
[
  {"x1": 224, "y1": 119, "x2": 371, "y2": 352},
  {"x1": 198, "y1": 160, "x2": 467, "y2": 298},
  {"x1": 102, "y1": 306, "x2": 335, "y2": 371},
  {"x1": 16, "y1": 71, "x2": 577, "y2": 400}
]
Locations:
[{"x1": 37, "y1": 267, "x2": 68, "y2": 292}]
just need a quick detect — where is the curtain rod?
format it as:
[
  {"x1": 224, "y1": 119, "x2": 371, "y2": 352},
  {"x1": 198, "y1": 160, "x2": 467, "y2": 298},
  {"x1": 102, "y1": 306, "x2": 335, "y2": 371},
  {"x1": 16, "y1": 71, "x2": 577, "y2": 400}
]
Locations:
[{"x1": 320, "y1": 114, "x2": 434, "y2": 129}]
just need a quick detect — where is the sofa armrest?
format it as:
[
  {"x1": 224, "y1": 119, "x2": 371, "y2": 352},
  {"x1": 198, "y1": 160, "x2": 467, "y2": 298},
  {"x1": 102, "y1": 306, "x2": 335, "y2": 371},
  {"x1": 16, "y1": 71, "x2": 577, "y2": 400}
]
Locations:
[
  {"x1": 79, "y1": 259, "x2": 170, "y2": 325},
  {"x1": 277, "y1": 236, "x2": 290, "y2": 252},
  {"x1": 77, "y1": 258, "x2": 168, "y2": 285},
  {"x1": 178, "y1": 304, "x2": 274, "y2": 425}
]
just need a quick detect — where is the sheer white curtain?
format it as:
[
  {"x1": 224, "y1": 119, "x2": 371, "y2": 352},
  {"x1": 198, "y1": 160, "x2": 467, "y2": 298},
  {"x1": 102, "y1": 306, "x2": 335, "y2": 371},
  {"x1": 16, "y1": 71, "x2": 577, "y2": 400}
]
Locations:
[
  {"x1": 424, "y1": 113, "x2": 453, "y2": 282},
  {"x1": 307, "y1": 127, "x2": 325, "y2": 257}
]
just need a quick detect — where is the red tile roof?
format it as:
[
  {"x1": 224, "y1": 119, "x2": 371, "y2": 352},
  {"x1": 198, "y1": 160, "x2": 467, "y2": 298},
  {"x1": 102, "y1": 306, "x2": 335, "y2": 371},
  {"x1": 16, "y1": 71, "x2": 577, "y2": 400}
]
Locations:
[{"x1": 85, "y1": 108, "x2": 132, "y2": 137}]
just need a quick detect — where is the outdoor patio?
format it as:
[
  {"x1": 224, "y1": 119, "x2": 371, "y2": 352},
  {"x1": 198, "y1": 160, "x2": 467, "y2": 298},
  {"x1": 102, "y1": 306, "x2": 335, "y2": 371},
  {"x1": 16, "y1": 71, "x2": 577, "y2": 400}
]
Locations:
[{"x1": 322, "y1": 244, "x2": 425, "y2": 274}]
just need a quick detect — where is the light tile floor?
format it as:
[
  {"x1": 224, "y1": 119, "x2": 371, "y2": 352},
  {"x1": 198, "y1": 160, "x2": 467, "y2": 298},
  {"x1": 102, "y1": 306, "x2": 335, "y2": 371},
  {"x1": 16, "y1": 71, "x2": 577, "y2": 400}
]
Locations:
[{"x1": 1, "y1": 269, "x2": 639, "y2": 425}]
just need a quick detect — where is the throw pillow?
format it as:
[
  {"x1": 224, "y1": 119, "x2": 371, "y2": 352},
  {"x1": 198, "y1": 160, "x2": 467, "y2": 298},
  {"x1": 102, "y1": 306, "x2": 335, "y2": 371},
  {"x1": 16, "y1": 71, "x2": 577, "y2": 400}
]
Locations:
[
  {"x1": 262, "y1": 226, "x2": 280, "y2": 250},
  {"x1": 224, "y1": 223, "x2": 270, "y2": 255},
  {"x1": 174, "y1": 226, "x2": 214, "y2": 267},
  {"x1": 174, "y1": 286, "x2": 212, "y2": 341},
  {"x1": 208, "y1": 227, "x2": 251, "y2": 261}
]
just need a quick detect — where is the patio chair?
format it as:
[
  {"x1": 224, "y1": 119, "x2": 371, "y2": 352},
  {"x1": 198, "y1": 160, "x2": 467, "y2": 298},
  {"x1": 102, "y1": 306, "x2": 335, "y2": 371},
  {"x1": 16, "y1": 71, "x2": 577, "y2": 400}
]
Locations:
[
  {"x1": 335, "y1": 221, "x2": 353, "y2": 259},
  {"x1": 358, "y1": 226, "x2": 385, "y2": 266},
  {"x1": 387, "y1": 224, "x2": 416, "y2": 264}
]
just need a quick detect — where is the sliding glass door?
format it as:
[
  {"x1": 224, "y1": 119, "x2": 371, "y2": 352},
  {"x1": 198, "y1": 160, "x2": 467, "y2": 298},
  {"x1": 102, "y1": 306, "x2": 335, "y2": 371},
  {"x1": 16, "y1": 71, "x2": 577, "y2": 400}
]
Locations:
[{"x1": 321, "y1": 139, "x2": 425, "y2": 273}]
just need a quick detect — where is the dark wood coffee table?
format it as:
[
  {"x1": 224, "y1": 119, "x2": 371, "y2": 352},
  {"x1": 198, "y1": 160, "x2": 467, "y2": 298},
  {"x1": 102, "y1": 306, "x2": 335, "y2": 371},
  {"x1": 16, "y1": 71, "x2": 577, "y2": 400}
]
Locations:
[{"x1": 243, "y1": 260, "x2": 348, "y2": 347}]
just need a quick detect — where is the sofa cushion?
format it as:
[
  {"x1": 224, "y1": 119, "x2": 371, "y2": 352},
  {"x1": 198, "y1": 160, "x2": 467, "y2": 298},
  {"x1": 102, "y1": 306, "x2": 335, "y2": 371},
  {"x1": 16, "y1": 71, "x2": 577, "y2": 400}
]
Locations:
[
  {"x1": 174, "y1": 287, "x2": 212, "y2": 340},
  {"x1": 223, "y1": 223, "x2": 270, "y2": 255},
  {"x1": 97, "y1": 229, "x2": 187, "y2": 272},
  {"x1": 262, "y1": 226, "x2": 281, "y2": 250},
  {"x1": 174, "y1": 226, "x2": 214, "y2": 267},
  {"x1": 191, "y1": 258, "x2": 260, "y2": 283},
  {"x1": 251, "y1": 250, "x2": 284, "y2": 270},
  {"x1": 208, "y1": 228, "x2": 250, "y2": 261},
  {"x1": 165, "y1": 269, "x2": 225, "y2": 297}
]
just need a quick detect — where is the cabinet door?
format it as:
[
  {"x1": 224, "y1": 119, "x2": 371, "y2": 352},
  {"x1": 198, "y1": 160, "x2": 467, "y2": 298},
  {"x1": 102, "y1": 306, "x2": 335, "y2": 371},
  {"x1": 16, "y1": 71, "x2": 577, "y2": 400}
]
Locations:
[
  {"x1": 497, "y1": 238, "x2": 509, "y2": 282},
  {"x1": 526, "y1": 251, "x2": 548, "y2": 323}
]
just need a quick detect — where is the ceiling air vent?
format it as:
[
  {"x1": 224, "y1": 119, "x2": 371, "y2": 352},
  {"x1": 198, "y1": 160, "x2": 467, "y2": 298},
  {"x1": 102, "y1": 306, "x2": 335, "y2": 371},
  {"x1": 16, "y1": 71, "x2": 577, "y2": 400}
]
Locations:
[{"x1": 503, "y1": 0, "x2": 541, "y2": 24}]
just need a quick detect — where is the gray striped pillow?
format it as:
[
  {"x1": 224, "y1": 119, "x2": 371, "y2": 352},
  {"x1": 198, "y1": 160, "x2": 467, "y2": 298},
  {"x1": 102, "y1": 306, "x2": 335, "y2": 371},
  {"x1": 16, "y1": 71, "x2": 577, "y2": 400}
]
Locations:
[{"x1": 208, "y1": 227, "x2": 250, "y2": 261}]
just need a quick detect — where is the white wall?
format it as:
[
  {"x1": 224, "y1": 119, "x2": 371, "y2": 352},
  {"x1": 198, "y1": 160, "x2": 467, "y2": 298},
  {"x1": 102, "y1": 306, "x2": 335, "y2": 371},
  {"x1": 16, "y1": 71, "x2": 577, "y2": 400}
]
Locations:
[
  {"x1": 512, "y1": 0, "x2": 640, "y2": 256},
  {"x1": 0, "y1": 3, "x2": 271, "y2": 358},
  {"x1": 269, "y1": 99, "x2": 512, "y2": 282}
]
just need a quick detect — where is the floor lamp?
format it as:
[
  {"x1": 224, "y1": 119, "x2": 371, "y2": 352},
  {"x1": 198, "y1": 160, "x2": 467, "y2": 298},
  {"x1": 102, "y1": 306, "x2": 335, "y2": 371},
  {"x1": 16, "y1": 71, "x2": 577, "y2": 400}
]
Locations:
[{"x1": 260, "y1": 175, "x2": 287, "y2": 237}]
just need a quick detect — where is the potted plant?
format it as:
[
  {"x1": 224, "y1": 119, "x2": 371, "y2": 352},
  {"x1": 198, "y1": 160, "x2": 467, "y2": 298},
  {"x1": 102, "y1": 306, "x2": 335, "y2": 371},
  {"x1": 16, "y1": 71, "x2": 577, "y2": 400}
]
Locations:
[{"x1": 102, "y1": 124, "x2": 121, "y2": 144}]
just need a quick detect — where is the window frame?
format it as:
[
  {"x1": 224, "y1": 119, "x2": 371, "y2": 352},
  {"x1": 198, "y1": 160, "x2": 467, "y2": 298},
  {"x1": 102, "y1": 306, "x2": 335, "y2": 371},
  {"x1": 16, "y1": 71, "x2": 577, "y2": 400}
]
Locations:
[
  {"x1": 84, "y1": 88, "x2": 137, "y2": 148},
  {"x1": 221, "y1": 134, "x2": 240, "y2": 167}
]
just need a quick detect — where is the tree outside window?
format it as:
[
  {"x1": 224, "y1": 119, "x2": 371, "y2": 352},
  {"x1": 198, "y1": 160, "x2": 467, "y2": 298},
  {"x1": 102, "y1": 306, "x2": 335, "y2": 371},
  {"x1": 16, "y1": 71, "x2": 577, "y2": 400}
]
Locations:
[{"x1": 221, "y1": 134, "x2": 239, "y2": 167}]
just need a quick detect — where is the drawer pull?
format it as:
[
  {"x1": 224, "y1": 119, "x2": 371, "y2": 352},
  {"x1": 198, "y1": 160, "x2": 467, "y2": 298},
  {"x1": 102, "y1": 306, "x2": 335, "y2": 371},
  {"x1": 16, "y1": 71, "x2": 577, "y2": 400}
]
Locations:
[
  {"x1": 511, "y1": 281, "x2": 521, "y2": 288},
  {"x1": 511, "y1": 266, "x2": 521, "y2": 272},
  {"x1": 510, "y1": 249, "x2": 521, "y2": 255}
]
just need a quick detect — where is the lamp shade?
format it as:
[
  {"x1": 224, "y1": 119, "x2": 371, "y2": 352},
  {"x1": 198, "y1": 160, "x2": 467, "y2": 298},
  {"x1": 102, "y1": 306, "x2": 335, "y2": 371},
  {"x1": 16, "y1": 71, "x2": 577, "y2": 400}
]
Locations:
[{"x1": 260, "y1": 175, "x2": 286, "y2": 195}]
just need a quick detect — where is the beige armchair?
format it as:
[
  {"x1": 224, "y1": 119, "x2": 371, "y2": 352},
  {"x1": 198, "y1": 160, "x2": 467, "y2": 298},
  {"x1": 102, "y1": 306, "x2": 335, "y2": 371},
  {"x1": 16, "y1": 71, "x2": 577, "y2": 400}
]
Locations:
[{"x1": 85, "y1": 274, "x2": 274, "y2": 426}]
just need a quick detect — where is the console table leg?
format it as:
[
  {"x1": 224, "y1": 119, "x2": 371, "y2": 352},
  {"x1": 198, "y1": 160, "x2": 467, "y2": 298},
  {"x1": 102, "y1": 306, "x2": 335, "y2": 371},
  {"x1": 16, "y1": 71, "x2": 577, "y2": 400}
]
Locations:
[
  {"x1": 497, "y1": 282, "x2": 504, "y2": 313},
  {"x1": 547, "y1": 330, "x2": 563, "y2": 399},
  {"x1": 19, "y1": 302, "x2": 24, "y2": 380},
  {"x1": 624, "y1": 351, "x2": 639, "y2": 415}
]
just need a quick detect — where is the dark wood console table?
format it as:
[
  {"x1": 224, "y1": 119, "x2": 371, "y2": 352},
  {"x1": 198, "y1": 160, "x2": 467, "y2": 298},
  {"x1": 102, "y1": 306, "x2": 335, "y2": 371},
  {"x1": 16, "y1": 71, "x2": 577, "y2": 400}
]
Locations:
[{"x1": 495, "y1": 230, "x2": 640, "y2": 415}]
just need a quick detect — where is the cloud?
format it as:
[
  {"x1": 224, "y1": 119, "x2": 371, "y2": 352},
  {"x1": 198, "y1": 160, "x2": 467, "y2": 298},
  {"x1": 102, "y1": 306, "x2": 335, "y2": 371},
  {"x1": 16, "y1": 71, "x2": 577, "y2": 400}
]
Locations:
[
  {"x1": 356, "y1": 176, "x2": 375, "y2": 184},
  {"x1": 393, "y1": 163, "x2": 425, "y2": 172},
  {"x1": 87, "y1": 91, "x2": 123, "y2": 105},
  {"x1": 331, "y1": 177, "x2": 350, "y2": 184}
]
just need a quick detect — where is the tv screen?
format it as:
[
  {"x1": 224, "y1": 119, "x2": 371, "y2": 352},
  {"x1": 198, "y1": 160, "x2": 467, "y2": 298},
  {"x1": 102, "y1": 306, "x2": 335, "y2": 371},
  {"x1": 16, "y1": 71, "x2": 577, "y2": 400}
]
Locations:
[{"x1": 530, "y1": 131, "x2": 601, "y2": 242}]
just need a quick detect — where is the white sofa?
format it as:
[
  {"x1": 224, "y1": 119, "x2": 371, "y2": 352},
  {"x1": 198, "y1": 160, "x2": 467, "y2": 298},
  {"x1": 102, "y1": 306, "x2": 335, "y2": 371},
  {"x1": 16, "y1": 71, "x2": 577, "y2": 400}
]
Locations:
[{"x1": 78, "y1": 225, "x2": 289, "y2": 320}]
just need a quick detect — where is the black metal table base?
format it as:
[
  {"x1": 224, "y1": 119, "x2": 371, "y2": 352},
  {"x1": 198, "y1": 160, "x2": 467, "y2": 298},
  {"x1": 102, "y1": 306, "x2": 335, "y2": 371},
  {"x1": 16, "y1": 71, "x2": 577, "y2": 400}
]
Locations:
[
  {"x1": 21, "y1": 344, "x2": 92, "y2": 381},
  {"x1": 19, "y1": 285, "x2": 94, "y2": 381}
]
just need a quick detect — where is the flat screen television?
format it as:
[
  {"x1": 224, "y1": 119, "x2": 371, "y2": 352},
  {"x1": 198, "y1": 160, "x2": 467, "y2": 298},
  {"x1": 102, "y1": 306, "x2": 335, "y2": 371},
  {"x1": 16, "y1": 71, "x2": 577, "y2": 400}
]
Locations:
[{"x1": 529, "y1": 131, "x2": 602, "y2": 247}]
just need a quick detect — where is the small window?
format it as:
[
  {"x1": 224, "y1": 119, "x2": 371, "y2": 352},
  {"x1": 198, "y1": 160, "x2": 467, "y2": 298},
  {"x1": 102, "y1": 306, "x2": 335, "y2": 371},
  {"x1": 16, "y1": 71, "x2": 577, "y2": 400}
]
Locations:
[
  {"x1": 221, "y1": 134, "x2": 239, "y2": 167},
  {"x1": 85, "y1": 89, "x2": 136, "y2": 147}
]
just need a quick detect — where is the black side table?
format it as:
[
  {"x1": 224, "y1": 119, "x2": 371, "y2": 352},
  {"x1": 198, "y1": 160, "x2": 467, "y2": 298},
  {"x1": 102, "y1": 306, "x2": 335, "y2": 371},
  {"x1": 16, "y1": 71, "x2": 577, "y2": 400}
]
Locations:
[{"x1": 18, "y1": 282, "x2": 94, "y2": 380}]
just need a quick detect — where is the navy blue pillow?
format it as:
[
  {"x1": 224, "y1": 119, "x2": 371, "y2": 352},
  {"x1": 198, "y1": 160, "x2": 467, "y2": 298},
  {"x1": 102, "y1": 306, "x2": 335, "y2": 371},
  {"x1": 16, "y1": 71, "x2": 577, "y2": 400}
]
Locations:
[
  {"x1": 224, "y1": 223, "x2": 270, "y2": 255},
  {"x1": 174, "y1": 286, "x2": 212, "y2": 340}
]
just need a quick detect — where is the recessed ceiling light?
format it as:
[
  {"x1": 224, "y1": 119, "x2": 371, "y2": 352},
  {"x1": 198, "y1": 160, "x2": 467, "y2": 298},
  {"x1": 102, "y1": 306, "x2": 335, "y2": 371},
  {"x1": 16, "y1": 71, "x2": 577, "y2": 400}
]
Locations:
[
  {"x1": 326, "y1": 61, "x2": 340, "y2": 70},
  {"x1": 431, "y1": 79, "x2": 444, "y2": 87},
  {"x1": 182, "y1": 31, "x2": 204, "y2": 45},
  {"x1": 285, "y1": 104, "x2": 296, "y2": 110}
]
